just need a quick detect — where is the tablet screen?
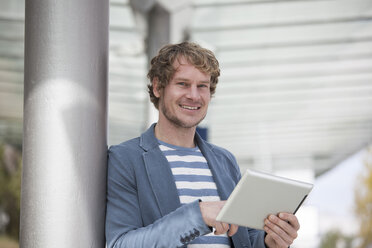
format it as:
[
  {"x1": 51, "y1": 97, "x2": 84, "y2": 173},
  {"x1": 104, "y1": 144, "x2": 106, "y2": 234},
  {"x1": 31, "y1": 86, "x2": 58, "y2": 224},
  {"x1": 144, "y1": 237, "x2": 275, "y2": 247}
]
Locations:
[{"x1": 216, "y1": 169, "x2": 313, "y2": 230}]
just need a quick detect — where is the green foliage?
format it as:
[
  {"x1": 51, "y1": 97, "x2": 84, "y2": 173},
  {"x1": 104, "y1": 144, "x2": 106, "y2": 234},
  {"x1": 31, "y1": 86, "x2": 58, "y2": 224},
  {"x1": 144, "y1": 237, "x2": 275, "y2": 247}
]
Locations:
[
  {"x1": 0, "y1": 144, "x2": 22, "y2": 240},
  {"x1": 354, "y1": 147, "x2": 372, "y2": 248},
  {"x1": 319, "y1": 229, "x2": 354, "y2": 248}
]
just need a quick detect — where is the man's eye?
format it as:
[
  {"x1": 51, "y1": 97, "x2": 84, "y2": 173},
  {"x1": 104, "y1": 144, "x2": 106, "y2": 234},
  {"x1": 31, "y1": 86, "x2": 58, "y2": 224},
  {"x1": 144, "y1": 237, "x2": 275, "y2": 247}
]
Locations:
[
  {"x1": 177, "y1": 82, "x2": 186, "y2": 86},
  {"x1": 198, "y1": 84, "x2": 209, "y2": 88}
]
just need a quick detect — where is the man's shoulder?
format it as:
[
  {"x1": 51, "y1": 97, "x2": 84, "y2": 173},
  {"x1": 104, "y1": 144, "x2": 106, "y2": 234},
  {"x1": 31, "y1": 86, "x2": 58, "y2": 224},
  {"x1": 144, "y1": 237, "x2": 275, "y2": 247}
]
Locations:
[
  {"x1": 201, "y1": 140, "x2": 241, "y2": 179},
  {"x1": 108, "y1": 136, "x2": 142, "y2": 155},
  {"x1": 207, "y1": 142, "x2": 230, "y2": 154},
  {"x1": 202, "y1": 140, "x2": 236, "y2": 161}
]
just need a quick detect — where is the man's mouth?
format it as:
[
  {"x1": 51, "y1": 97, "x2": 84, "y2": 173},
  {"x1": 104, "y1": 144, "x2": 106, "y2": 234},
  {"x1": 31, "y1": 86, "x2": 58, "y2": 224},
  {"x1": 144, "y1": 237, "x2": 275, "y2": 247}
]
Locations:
[{"x1": 180, "y1": 105, "x2": 200, "y2": 110}]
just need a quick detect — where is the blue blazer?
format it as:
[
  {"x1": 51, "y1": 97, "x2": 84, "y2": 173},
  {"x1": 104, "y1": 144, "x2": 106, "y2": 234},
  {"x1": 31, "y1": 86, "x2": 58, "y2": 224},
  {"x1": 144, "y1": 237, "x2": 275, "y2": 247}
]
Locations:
[{"x1": 105, "y1": 124, "x2": 266, "y2": 248}]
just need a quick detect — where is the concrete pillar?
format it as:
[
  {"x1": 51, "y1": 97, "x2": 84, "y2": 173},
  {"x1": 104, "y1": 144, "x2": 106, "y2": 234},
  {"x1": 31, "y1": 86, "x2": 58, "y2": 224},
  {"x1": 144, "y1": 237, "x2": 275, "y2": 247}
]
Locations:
[
  {"x1": 130, "y1": 0, "x2": 193, "y2": 127},
  {"x1": 20, "y1": 0, "x2": 108, "y2": 247},
  {"x1": 145, "y1": 4, "x2": 171, "y2": 126}
]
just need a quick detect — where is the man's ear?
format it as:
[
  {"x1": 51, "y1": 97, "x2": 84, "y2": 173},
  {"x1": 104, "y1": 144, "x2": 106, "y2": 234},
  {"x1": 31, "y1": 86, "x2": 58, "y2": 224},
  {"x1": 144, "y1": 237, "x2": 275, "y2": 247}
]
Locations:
[{"x1": 153, "y1": 77, "x2": 161, "y2": 98}]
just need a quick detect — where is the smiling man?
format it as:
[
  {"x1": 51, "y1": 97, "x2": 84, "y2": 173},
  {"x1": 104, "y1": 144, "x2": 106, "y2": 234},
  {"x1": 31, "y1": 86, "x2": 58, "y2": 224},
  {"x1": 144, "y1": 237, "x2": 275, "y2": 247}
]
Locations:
[
  {"x1": 105, "y1": 42, "x2": 300, "y2": 248},
  {"x1": 152, "y1": 55, "x2": 211, "y2": 146}
]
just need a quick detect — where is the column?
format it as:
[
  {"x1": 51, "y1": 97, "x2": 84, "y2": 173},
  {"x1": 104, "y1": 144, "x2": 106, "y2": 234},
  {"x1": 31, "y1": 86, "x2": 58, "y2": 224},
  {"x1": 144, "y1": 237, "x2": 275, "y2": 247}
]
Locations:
[
  {"x1": 130, "y1": 0, "x2": 193, "y2": 127},
  {"x1": 20, "y1": 0, "x2": 109, "y2": 247}
]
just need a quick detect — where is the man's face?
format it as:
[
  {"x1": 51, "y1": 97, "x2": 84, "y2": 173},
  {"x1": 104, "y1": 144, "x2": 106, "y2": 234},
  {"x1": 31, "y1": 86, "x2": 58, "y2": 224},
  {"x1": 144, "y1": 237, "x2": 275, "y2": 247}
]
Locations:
[{"x1": 154, "y1": 57, "x2": 211, "y2": 129}]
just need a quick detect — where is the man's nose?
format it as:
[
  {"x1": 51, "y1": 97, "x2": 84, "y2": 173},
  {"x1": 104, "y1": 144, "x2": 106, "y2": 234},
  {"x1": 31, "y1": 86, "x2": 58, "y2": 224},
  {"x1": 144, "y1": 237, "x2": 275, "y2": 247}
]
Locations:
[{"x1": 186, "y1": 85, "x2": 201, "y2": 100}]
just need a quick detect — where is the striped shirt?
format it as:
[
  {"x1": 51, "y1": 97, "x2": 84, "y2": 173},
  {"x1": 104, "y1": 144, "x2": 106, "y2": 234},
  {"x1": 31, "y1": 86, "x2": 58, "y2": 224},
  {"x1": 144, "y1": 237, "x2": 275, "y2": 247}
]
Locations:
[{"x1": 158, "y1": 140, "x2": 232, "y2": 248}]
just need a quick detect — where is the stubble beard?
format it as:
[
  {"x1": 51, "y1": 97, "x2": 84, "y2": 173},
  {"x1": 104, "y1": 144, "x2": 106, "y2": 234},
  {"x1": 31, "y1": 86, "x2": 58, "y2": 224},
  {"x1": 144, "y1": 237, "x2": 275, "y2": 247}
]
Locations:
[{"x1": 160, "y1": 102, "x2": 207, "y2": 129}]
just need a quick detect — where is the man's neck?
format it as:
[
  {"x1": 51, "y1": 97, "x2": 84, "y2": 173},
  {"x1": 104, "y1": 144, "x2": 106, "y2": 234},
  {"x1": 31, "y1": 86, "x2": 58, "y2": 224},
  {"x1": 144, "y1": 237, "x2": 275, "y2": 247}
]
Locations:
[{"x1": 154, "y1": 121, "x2": 196, "y2": 148}]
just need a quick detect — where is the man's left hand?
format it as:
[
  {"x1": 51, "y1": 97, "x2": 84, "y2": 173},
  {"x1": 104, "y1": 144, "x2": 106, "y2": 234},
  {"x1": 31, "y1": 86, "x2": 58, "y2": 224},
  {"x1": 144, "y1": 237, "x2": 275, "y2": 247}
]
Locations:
[{"x1": 264, "y1": 212, "x2": 299, "y2": 248}]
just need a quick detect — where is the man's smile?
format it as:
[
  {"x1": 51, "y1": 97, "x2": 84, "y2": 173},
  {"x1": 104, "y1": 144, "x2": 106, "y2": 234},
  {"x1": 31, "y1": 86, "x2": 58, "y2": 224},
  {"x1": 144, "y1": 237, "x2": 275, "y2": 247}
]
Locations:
[{"x1": 180, "y1": 105, "x2": 200, "y2": 110}]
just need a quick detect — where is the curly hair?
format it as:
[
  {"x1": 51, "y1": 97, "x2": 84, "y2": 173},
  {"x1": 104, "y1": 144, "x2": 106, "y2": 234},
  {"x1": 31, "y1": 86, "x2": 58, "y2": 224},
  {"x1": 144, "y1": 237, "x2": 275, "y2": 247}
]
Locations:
[{"x1": 147, "y1": 42, "x2": 220, "y2": 109}]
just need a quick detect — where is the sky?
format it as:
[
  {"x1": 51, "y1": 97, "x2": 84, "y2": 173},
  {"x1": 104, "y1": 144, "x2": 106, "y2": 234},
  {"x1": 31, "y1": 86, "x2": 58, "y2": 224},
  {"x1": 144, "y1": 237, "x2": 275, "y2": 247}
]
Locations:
[
  {"x1": 305, "y1": 147, "x2": 369, "y2": 235},
  {"x1": 307, "y1": 148, "x2": 366, "y2": 215}
]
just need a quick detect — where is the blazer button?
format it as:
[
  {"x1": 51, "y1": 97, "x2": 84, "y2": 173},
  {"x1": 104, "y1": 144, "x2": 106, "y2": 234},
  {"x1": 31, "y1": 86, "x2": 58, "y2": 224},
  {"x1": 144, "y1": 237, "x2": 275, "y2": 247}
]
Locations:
[
  {"x1": 180, "y1": 237, "x2": 186, "y2": 244},
  {"x1": 190, "y1": 233, "x2": 195, "y2": 240}
]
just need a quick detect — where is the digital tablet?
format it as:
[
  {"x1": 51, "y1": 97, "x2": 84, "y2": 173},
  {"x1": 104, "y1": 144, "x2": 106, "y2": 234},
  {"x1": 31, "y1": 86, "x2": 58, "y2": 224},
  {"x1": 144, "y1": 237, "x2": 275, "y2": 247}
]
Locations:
[{"x1": 216, "y1": 169, "x2": 313, "y2": 230}]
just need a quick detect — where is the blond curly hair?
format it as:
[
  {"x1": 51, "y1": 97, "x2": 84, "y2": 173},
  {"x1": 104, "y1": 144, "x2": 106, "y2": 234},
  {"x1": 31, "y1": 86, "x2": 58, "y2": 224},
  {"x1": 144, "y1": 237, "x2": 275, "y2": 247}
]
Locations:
[{"x1": 147, "y1": 42, "x2": 220, "y2": 109}]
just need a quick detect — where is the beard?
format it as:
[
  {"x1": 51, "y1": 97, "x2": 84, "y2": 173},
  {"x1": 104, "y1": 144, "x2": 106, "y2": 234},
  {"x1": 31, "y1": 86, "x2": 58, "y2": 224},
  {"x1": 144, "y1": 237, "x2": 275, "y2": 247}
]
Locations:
[{"x1": 160, "y1": 101, "x2": 207, "y2": 129}]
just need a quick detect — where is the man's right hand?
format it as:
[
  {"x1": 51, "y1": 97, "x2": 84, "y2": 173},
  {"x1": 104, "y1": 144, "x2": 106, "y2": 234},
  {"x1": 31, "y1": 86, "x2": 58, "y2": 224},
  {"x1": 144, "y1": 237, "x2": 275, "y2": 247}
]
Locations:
[{"x1": 199, "y1": 201, "x2": 239, "y2": 236}]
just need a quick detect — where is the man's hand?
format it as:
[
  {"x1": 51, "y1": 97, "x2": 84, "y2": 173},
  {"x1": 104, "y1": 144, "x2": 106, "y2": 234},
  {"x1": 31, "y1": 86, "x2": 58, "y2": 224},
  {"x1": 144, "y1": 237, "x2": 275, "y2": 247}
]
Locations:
[
  {"x1": 264, "y1": 213, "x2": 300, "y2": 248},
  {"x1": 199, "y1": 201, "x2": 239, "y2": 236}
]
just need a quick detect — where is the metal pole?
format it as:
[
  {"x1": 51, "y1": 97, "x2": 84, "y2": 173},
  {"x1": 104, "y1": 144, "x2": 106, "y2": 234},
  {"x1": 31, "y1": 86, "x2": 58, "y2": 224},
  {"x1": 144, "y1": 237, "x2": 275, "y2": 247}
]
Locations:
[
  {"x1": 20, "y1": 0, "x2": 108, "y2": 247},
  {"x1": 140, "y1": 2, "x2": 193, "y2": 127},
  {"x1": 145, "y1": 4, "x2": 171, "y2": 126}
]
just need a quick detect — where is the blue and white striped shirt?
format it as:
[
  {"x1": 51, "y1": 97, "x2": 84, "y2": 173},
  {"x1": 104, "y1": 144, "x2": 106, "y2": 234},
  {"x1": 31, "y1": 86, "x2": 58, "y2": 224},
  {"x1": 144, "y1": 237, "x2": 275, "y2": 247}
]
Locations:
[{"x1": 158, "y1": 140, "x2": 232, "y2": 248}]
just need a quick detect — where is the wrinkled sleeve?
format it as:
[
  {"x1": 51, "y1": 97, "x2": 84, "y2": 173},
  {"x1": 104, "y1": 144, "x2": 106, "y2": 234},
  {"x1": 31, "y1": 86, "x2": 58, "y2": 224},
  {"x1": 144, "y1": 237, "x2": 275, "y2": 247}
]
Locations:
[{"x1": 105, "y1": 147, "x2": 212, "y2": 248}]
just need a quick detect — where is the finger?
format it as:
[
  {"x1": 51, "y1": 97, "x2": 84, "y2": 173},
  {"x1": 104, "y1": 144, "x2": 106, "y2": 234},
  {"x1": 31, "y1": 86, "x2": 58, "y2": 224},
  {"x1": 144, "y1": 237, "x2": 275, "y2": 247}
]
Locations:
[
  {"x1": 276, "y1": 214, "x2": 299, "y2": 241},
  {"x1": 264, "y1": 225, "x2": 288, "y2": 248},
  {"x1": 214, "y1": 222, "x2": 229, "y2": 235},
  {"x1": 271, "y1": 214, "x2": 298, "y2": 238},
  {"x1": 265, "y1": 216, "x2": 293, "y2": 244},
  {"x1": 214, "y1": 222, "x2": 223, "y2": 235},
  {"x1": 221, "y1": 222, "x2": 229, "y2": 233},
  {"x1": 279, "y1": 212, "x2": 300, "y2": 231},
  {"x1": 228, "y1": 224, "x2": 239, "y2": 237}
]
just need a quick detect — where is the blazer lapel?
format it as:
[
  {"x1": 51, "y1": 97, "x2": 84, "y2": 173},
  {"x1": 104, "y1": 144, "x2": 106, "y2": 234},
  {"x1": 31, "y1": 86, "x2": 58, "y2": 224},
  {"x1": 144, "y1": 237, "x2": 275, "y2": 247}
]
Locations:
[
  {"x1": 141, "y1": 124, "x2": 181, "y2": 216},
  {"x1": 143, "y1": 148, "x2": 181, "y2": 216},
  {"x1": 196, "y1": 134, "x2": 236, "y2": 201},
  {"x1": 197, "y1": 134, "x2": 251, "y2": 248}
]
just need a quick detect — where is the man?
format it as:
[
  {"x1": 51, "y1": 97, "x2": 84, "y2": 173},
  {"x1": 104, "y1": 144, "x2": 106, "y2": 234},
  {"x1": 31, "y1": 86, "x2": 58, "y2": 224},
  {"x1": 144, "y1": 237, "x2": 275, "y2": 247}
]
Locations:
[{"x1": 105, "y1": 42, "x2": 300, "y2": 248}]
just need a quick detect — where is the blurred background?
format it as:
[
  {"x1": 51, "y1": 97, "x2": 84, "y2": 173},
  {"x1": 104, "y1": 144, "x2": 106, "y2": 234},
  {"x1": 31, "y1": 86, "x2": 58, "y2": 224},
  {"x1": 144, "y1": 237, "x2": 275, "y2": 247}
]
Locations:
[{"x1": 1, "y1": 0, "x2": 372, "y2": 247}]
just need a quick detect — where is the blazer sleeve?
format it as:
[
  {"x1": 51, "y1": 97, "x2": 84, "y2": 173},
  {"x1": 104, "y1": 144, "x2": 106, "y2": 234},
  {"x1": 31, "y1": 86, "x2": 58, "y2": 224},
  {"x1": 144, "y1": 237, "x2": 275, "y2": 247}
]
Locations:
[
  {"x1": 248, "y1": 228, "x2": 267, "y2": 248},
  {"x1": 105, "y1": 147, "x2": 212, "y2": 248}
]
